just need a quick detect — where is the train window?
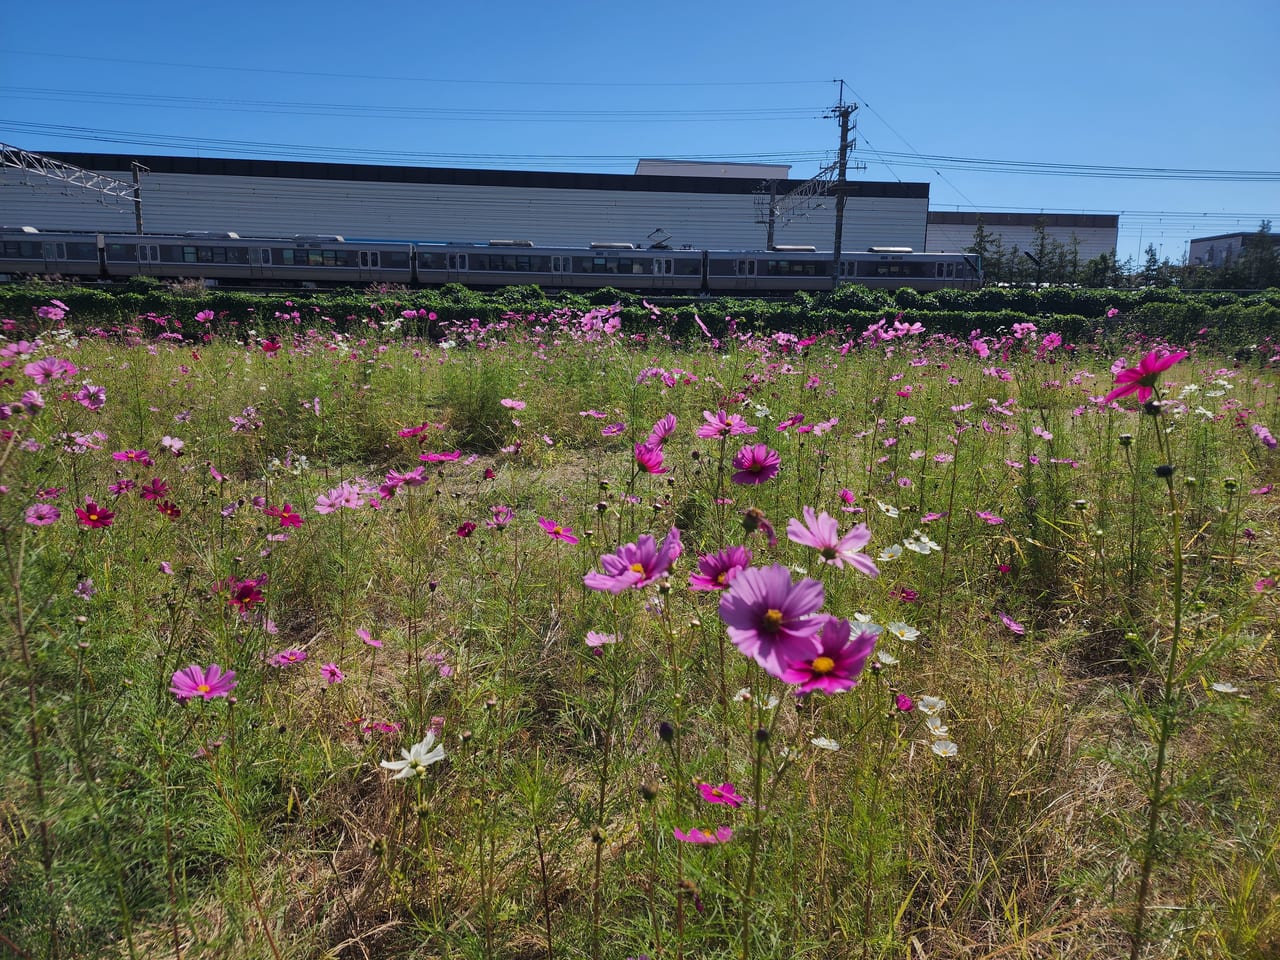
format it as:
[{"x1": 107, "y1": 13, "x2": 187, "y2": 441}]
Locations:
[
  {"x1": 260, "y1": 248, "x2": 273, "y2": 265},
  {"x1": 447, "y1": 253, "x2": 468, "y2": 270},
  {"x1": 676, "y1": 258, "x2": 701, "y2": 276},
  {"x1": 420, "y1": 251, "x2": 446, "y2": 270},
  {"x1": 43, "y1": 242, "x2": 67, "y2": 259},
  {"x1": 3, "y1": 241, "x2": 39, "y2": 258},
  {"x1": 183, "y1": 246, "x2": 198, "y2": 263},
  {"x1": 67, "y1": 243, "x2": 97, "y2": 260},
  {"x1": 107, "y1": 244, "x2": 136, "y2": 261},
  {"x1": 653, "y1": 258, "x2": 673, "y2": 275},
  {"x1": 735, "y1": 259, "x2": 756, "y2": 277}
]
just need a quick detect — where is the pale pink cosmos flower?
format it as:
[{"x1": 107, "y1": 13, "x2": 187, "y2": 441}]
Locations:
[
  {"x1": 697, "y1": 409, "x2": 758, "y2": 439},
  {"x1": 786, "y1": 507, "x2": 878, "y2": 577},
  {"x1": 170, "y1": 664, "x2": 237, "y2": 701},
  {"x1": 719, "y1": 564, "x2": 825, "y2": 678},
  {"x1": 539, "y1": 518, "x2": 579, "y2": 543}
]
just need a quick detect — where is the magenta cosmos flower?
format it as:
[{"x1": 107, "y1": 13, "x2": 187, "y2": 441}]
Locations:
[
  {"x1": 688, "y1": 545, "x2": 752, "y2": 591},
  {"x1": 697, "y1": 409, "x2": 758, "y2": 439},
  {"x1": 731, "y1": 444, "x2": 781, "y2": 485},
  {"x1": 75, "y1": 501, "x2": 114, "y2": 529},
  {"x1": 584, "y1": 526, "x2": 682, "y2": 593},
  {"x1": 634, "y1": 442, "x2": 668, "y2": 474},
  {"x1": 25, "y1": 503, "x2": 60, "y2": 526},
  {"x1": 786, "y1": 507, "x2": 878, "y2": 576},
  {"x1": 778, "y1": 617, "x2": 877, "y2": 694},
  {"x1": 1104, "y1": 349, "x2": 1189, "y2": 403},
  {"x1": 718, "y1": 563, "x2": 825, "y2": 678},
  {"x1": 170, "y1": 663, "x2": 237, "y2": 702},
  {"x1": 23, "y1": 356, "x2": 78, "y2": 384},
  {"x1": 674, "y1": 826, "x2": 733, "y2": 845},
  {"x1": 698, "y1": 782, "x2": 746, "y2": 808},
  {"x1": 539, "y1": 517, "x2": 579, "y2": 543}
]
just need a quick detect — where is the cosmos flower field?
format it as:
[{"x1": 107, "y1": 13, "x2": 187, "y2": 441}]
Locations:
[{"x1": 1, "y1": 297, "x2": 1278, "y2": 959}]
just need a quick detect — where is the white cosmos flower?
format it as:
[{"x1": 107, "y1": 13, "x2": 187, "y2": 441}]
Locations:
[
  {"x1": 918, "y1": 696, "x2": 946, "y2": 716},
  {"x1": 925, "y1": 715, "x2": 949, "y2": 736},
  {"x1": 380, "y1": 732, "x2": 446, "y2": 780},
  {"x1": 875, "y1": 649, "x2": 899, "y2": 666},
  {"x1": 876, "y1": 500, "x2": 900, "y2": 518},
  {"x1": 931, "y1": 740, "x2": 958, "y2": 758},
  {"x1": 1210, "y1": 681, "x2": 1240, "y2": 694},
  {"x1": 810, "y1": 736, "x2": 841, "y2": 751},
  {"x1": 886, "y1": 621, "x2": 920, "y2": 642},
  {"x1": 879, "y1": 544, "x2": 904, "y2": 562}
]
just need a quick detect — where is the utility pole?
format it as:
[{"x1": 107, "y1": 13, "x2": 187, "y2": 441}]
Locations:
[
  {"x1": 131, "y1": 161, "x2": 149, "y2": 235},
  {"x1": 827, "y1": 80, "x2": 861, "y2": 288}
]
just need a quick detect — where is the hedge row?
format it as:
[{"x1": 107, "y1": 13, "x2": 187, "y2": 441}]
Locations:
[{"x1": 1, "y1": 280, "x2": 1277, "y2": 348}]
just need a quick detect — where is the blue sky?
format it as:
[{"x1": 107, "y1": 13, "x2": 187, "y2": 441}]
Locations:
[{"x1": 4, "y1": 0, "x2": 1277, "y2": 267}]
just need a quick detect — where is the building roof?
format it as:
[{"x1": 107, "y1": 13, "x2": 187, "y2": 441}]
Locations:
[{"x1": 42, "y1": 152, "x2": 928, "y2": 199}]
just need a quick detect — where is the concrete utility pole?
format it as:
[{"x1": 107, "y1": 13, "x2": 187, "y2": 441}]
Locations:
[
  {"x1": 828, "y1": 81, "x2": 860, "y2": 288},
  {"x1": 131, "y1": 161, "x2": 149, "y2": 234}
]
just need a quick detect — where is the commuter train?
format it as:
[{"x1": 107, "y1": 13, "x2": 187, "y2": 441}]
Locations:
[{"x1": 0, "y1": 227, "x2": 982, "y2": 294}]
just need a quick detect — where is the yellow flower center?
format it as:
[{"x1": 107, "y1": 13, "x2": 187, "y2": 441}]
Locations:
[
  {"x1": 630, "y1": 562, "x2": 645, "y2": 574},
  {"x1": 762, "y1": 609, "x2": 784, "y2": 630},
  {"x1": 811, "y1": 656, "x2": 836, "y2": 675},
  {"x1": 715, "y1": 572, "x2": 727, "y2": 584},
  {"x1": 196, "y1": 683, "x2": 211, "y2": 693}
]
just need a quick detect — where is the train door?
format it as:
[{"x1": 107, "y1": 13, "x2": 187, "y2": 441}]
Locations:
[
  {"x1": 447, "y1": 251, "x2": 468, "y2": 283},
  {"x1": 652, "y1": 257, "x2": 673, "y2": 289},
  {"x1": 358, "y1": 249, "x2": 381, "y2": 282},
  {"x1": 735, "y1": 257, "x2": 757, "y2": 291},
  {"x1": 42, "y1": 240, "x2": 66, "y2": 274},
  {"x1": 254, "y1": 247, "x2": 273, "y2": 280},
  {"x1": 551, "y1": 254, "x2": 570, "y2": 288},
  {"x1": 137, "y1": 243, "x2": 161, "y2": 275}
]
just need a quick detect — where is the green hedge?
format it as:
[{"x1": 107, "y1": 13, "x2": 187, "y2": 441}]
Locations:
[{"x1": 2, "y1": 281, "x2": 1277, "y2": 347}]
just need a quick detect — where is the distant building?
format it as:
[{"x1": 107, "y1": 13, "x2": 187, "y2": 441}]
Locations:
[
  {"x1": 926, "y1": 212, "x2": 1118, "y2": 262},
  {"x1": 1188, "y1": 231, "x2": 1280, "y2": 269},
  {"x1": 634, "y1": 158, "x2": 791, "y2": 180}
]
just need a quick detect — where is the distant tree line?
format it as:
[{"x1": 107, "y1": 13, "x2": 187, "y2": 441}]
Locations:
[{"x1": 970, "y1": 216, "x2": 1279, "y2": 290}]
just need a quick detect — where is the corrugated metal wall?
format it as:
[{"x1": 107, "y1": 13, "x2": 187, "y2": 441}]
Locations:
[{"x1": 1, "y1": 165, "x2": 928, "y2": 252}]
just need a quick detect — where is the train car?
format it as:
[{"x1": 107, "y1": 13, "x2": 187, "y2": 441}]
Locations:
[
  {"x1": 414, "y1": 240, "x2": 704, "y2": 293},
  {"x1": 0, "y1": 227, "x2": 103, "y2": 280},
  {"x1": 100, "y1": 233, "x2": 414, "y2": 286},
  {"x1": 0, "y1": 226, "x2": 981, "y2": 293},
  {"x1": 706, "y1": 247, "x2": 982, "y2": 294}
]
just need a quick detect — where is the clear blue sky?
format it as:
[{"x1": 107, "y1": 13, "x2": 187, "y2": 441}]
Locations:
[{"x1": 4, "y1": 0, "x2": 1277, "y2": 267}]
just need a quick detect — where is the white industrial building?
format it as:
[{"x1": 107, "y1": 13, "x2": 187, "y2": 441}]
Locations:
[
  {"x1": 926, "y1": 212, "x2": 1119, "y2": 261},
  {"x1": 1, "y1": 153, "x2": 931, "y2": 254}
]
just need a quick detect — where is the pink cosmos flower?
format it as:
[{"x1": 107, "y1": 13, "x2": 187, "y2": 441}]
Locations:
[
  {"x1": 584, "y1": 526, "x2": 682, "y2": 593},
  {"x1": 112, "y1": 449, "x2": 155, "y2": 467},
  {"x1": 697, "y1": 409, "x2": 758, "y2": 439},
  {"x1": 645, "y1": 413, "x2": 677, "y2": 447},
  {"x1": 998, "y1": 612, "x2": 1026, "y2": 635},
  {"x1": 718, "y1": 564, "x2": 825, "y2": 678},
  {"x1": 601, "y1": 422, "x2": 626, "y2": 437},
  {"x1": 634, "y1": 442, "x2": 668, "y2": 474},
  {"x1": 786, "y1": 507, "x2": 878, "y2": 576},
  {"x1": 23, "y1": 356, "x2": 78, "y2": 384},
  {"x1": 500, "y1": 398, "x2": 526, "y2": 410},
  {"x1": 698, "y1": 783, "x2": 746, "y2": 807},
  {"x1": 1104, "y1": 349, "x2": 1189, "y2": 403},
  {"x1": 487, "y1": 504, "x2": 514, "y2": 529},
  {"x1": 731, "y1": 444, "x2": 782, "y2": 485},
  {"x1": 140, "y1": 478, "x2": 170, "y2": 501},
  {"x1": 688, "y1": 545, "x2": 753, "y2": 591},
  {"x1": 226, "y1": 575, "x2": 267, "y2": 613},
  {"x1": 269, "y1": 649, "x2": 308, "y2": 667},
  {"x1": 357, "y1": 627, "x2": 382, "y2": 648},
  {"x1": 975, "y1": 510, "x2": 1004, "y2": 525},
  {"x1": 170, "y1": 663, "x2": 237, "y2": 702},
  {"x1": 419, "y1": 450, "x2": 462, "y2": 463},
  {"x1": 673, "y1": 826, "x2": 733, "y2": 845},
  {"x1": 25, "y1": 503, "x2": 60, "y2": 526},
  {"x1": 321, "y1": 663, "x2": 345, "y2": 684},
  {"x1": 539, "y1": 518, "x2": 579, "y2": 544},
  {"x1": 778, "y1": 617, "x2": 877, "y2": 694},
  {"x1": 585, "y1": 631, "x2": 618, "y2": 647}
]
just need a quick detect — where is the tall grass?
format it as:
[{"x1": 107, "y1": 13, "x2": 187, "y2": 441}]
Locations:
[{"x1": 0, "y1": 303, "x2": 1276, "y2": 959}]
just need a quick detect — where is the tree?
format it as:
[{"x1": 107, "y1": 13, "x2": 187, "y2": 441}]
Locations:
[{"x1": 1238, "y1": 220, "x2": 1279, "y2": 289}]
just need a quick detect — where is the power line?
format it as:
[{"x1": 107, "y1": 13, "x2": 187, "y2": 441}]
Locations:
[
  {"x1": 0, "y1": 87, "x2": 822, "y2": 123},
  {"x1": 0, "y1": 49, "x2": 828, "y2": 89}
]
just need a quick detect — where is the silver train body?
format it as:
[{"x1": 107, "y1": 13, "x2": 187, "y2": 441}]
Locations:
[{"x1": 0, "y1": 228, "x2": 982, "y2": 293}]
